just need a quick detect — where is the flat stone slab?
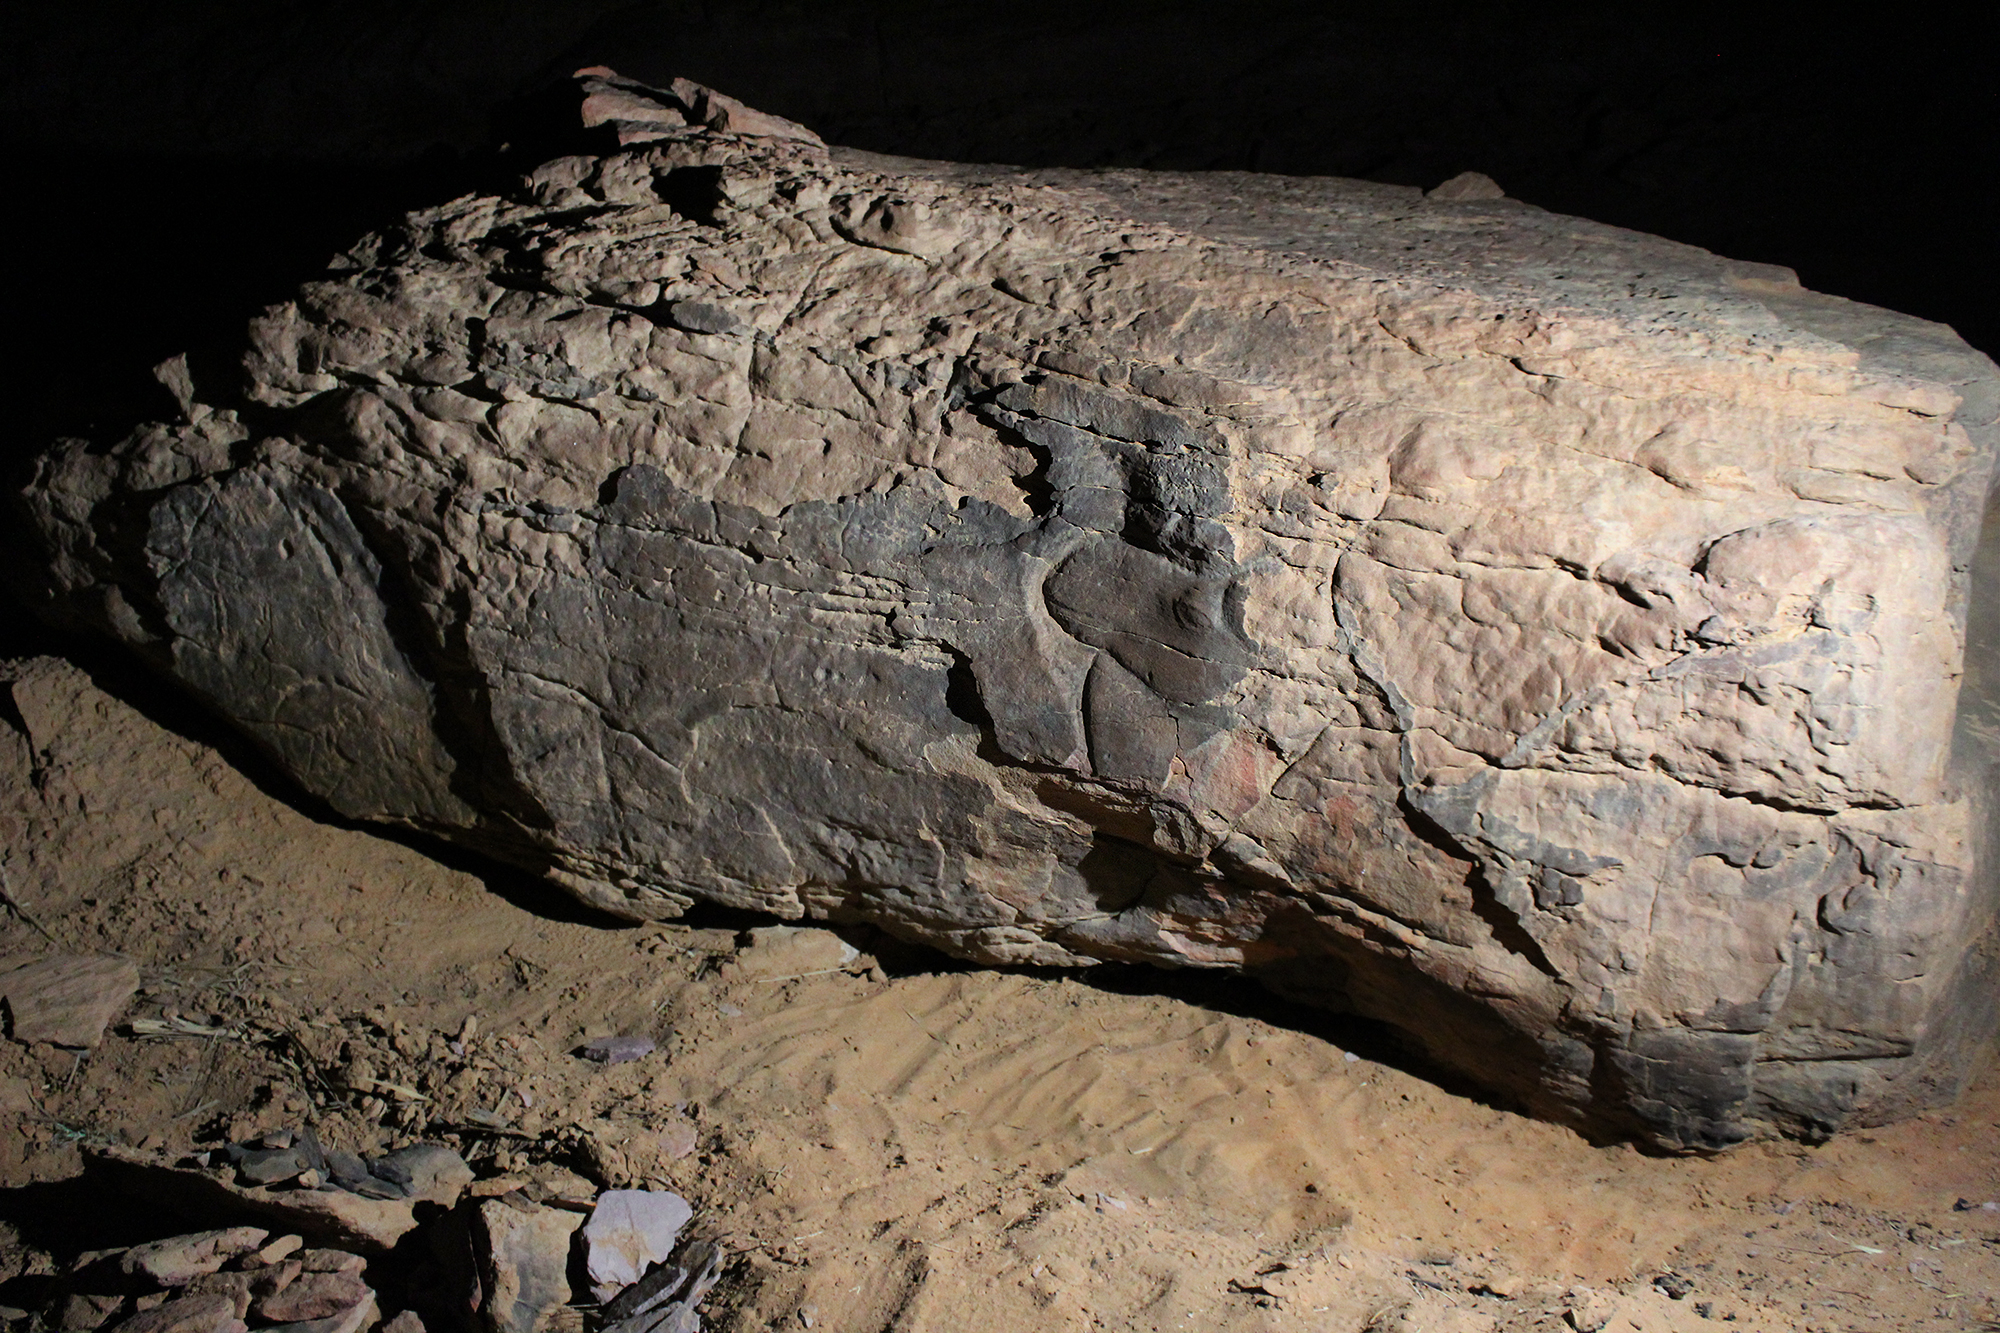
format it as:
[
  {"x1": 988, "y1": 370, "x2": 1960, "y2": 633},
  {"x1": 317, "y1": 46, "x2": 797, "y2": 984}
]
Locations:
[
  {"x1": 581, "y1": 1188, "x2": 693, "y2": 1302},
  {"x1": 0, "y1": 954, "x2": 141, "y2": 1048},
  {"x1": 16, "y1": 71, "x2": 1998, "y2": 1150}
]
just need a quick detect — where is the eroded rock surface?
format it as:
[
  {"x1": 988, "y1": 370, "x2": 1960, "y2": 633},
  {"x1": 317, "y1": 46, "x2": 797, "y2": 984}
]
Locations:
[{"x1": 14, "y1": 72, "x2": 1999, "y2": 1149}]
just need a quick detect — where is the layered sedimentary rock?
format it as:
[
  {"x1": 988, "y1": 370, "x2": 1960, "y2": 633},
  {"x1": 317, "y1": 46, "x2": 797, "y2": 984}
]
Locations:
[{"x1": 16, "y1": 72, "x2": 1999, "y2": 1148}]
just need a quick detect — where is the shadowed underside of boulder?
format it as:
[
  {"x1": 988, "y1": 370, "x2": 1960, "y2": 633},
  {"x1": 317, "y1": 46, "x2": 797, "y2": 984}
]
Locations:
[{"x1": 16, "y1": 71, "x2": 1999, "y2": 1150}]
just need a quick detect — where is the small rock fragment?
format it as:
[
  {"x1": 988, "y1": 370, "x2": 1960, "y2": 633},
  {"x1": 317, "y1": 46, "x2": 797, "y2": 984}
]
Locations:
[
  {"x1": 249, "y1": 1260, "x2": 303, "y2": 1296},
  {"x1": 293, "y1": 1130, "x2": 329, "y2": 1174},
  {"x1": 0, "y1": 1072, "x2": 38, "y2": 1115},
  {"x1": 656, "y1": 1119, "x2": 697, "y2": 1161},
  {"x1": 250, "y1": 1235, "x2": 305, "y2": 1267},
  {"x1": 524, "y1": 1164, "x2": 598, "y2": 1211},
  {"x1": 257, "y1": 1293, "x2": 377, "y2": 1333},
  {"x1": 573, "y1": 67, "x2": 823, "y2": 149},
  {"x1": 1654, "y1": 1272, "x2": 1694, "y2": 1300},
  {"x1": 180, "y1": 1273, "x2": 253, "y2": 1319},
  {"x1": 370, "y1": 1155, "x2": 413, "y2": 1186},
  {"x1": 219, "y1": 1256, "x2": 300, "y2": 1296},
  {"x1": 60, "y1": 1293, "x2": 127, "y2": 1332},
  {"x1": 232, "y1": 1147, "x2": 309, "y2": 1187},
  {"x1": 575, "y1": 1127, "x2": 632, "y2": 1190},
  {"x1": 122, "y1": 1230, "x2": 269, "y2": 1287},
  {"x1": 579, "y1": 1036, "x2": 655, "y2": 1065},
  {"x1": 599, "y1": 1240, "x2": 722, "y2": 1333},
  {"x1": 254, "y1": 1271, "x2": 371, "y2": 1324},
  {"x1": 0, "y1": 955, "x2": 142, "y2": 1048},
  {"x1": 371, "y1": 1144, "x2": 474, "y2": 1207},
  {"x1": 730, "y1": 928, "x2": 858, "y2": 980},
  {"x1": 1563, "y1": 1288, "x2": 1616, "y2": 1333},
  {"x1": 1425, "y1": 170, "x2": 1506, "y2": 200},
  {"x1": 297, "y1": 1251, "x2": 365, "y2": 1275},
  {"x1": 347, "y1": 1174, "x2": 413, "y2": 1202},
  {"x1": 380, "y1": 1313, "x2": 425, "y2": 1333},
  {"x1": 581, "y1": 1190, "x2": 694, "y2": 1301},
  {"x1": 324, "y1": 1151, "x2": 370, "y2": 1189},
  {"x1": 104, "y1": 1293, "x2": 241, "y2": 1333}
]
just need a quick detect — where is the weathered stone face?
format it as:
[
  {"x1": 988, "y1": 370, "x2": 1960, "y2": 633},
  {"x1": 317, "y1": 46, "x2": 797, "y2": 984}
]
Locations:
[{"x1": 15, "y1": 73, "x2": 1998, "y2": 1150}]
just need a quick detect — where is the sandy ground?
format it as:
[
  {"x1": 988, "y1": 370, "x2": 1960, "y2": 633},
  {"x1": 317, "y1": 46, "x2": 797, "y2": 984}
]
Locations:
[{"x1": 1, "y1": 651, "x2": 1995, "y2": 1333}]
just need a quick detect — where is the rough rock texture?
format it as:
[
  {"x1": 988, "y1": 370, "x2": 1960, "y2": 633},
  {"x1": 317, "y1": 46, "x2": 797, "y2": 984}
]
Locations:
[
  {"x1": 118, "y1": 1229, "x2": 269, "y2": 1287},
  {"x1": 14, "y1": 73, "x2": 1999, "y2": 1150},
  {"x1": 470, "y1": 1198, "x2": 583, "y2": 1333},
  {"x1": 0, "y1": 953, "x2": 142, "y2": 1047}
]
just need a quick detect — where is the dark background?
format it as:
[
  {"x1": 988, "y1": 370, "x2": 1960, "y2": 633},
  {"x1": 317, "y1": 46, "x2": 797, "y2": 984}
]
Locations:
[{"x1": 6, "y1": 4, "x2": 1996, "y2": 455}]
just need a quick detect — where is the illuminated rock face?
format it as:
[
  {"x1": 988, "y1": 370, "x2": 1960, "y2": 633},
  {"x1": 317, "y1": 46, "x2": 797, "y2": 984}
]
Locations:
[{"x1": 18, "y1": 74, "x2": 1999, "y2": 1149}]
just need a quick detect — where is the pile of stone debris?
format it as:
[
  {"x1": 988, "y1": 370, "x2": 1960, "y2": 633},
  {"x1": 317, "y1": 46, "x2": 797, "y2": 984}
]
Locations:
[
  {"x1": 204, "y1": 1131, "x2": 467, "y2": 1203},
  {"x1": 48, "y1": 1130, "x2": 719, "y2": 1333},
  {"x1": 58, "y1": 1230, "x2": 391, "y2": 1333}
]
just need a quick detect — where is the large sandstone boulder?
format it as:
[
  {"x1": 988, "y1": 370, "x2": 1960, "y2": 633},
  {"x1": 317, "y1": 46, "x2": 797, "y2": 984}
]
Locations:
[{"x1": 14, "y1": 72, "x2": 1998, "y2": 1149}]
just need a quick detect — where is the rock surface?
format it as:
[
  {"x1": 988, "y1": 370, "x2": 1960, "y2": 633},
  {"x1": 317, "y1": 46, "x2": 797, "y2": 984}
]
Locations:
[
  {"x1": 369, "y1": 1143, "x2": 476, "y2": 1207},
  {"x1": 469, "y1": 1198, "x2": 583, "y2": 1333},
  {"x1": 728, "y1": 926, "x2": 860, "y2": 980},
  {"x1": 251, "y1": 1273, "x2": 370, "y2": 1325},
  {"x1": 104, "y1": 1293, "x2": 244, "y2": 1333},
  {"x1": 0, "y1": 953, "x2": 142, "y2": 1047},
  {"x1": 581, "y1": 1189, "x2": 693, "y2": 1302},
  {"x1": 13, "y1": 71, "x2": 1999, "y2": 1149},
  {"x1": 120, "y1": 1230, "x2": 269, "y2": 1288}
]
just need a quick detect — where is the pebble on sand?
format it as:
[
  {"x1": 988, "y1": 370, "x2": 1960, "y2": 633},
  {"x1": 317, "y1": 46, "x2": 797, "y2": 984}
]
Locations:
[{"x1": 579, "y1": 1035, "x2": 656, "y2": 1065}]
